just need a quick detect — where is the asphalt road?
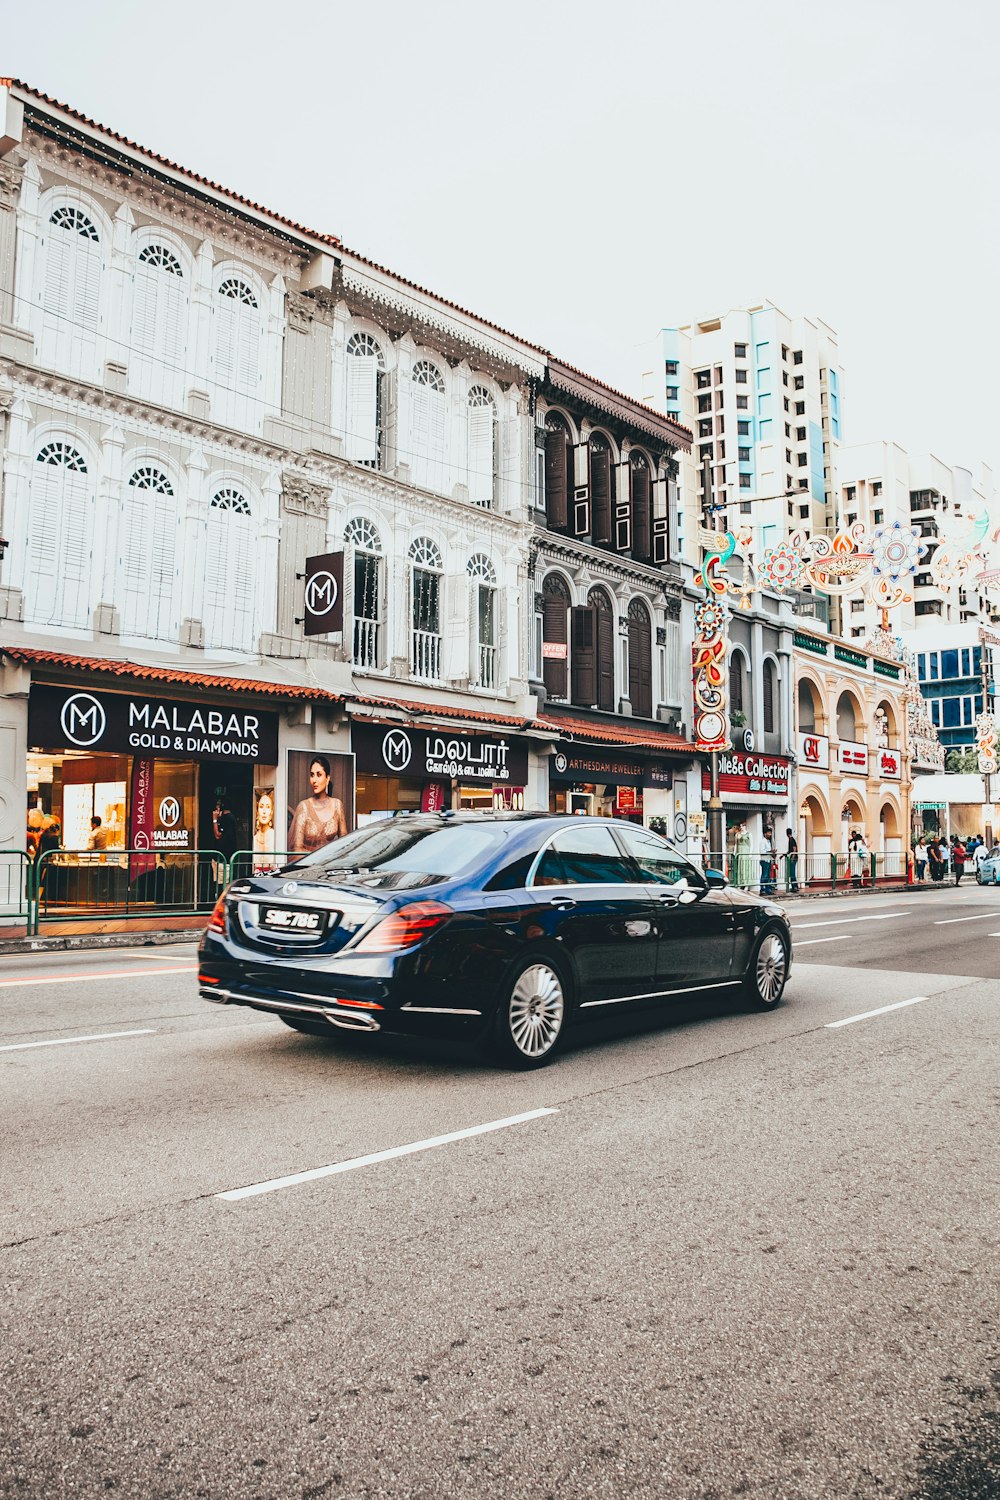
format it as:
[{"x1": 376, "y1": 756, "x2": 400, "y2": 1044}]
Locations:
[{"x1": 1, "y1": 884, "x2": 998, "y2": 1499}]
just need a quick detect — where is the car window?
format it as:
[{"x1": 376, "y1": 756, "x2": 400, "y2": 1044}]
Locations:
[
  {"x1": 614, "y1": 826, "x2": 703, "y2": 887},
  {"x1": 292, "y1": 820, "x2": 504, "y2": 879},
  {"x1": 532, "y1": 825, "x2": 635, "y2": 887}
]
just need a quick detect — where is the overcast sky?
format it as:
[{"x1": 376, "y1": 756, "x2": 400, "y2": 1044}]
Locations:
[{"x1": 5, "y1": 0, "x2": 999, "y2": 477}]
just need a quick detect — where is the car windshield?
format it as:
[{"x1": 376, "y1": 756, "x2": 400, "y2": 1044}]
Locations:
[{"x1": 288, "y1": 819, "x2": 506, "y2": 881}]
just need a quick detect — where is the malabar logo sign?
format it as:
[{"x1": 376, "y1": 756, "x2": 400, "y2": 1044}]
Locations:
[
  {"x1": 352, "y1": 722, "x2": 529, "y2": 784},
  {"x1": 303, "y1": 552, "x2": 344, "y2": 637},
  {"x1": 30, "y1": 686, "x2": 279, "y2": 763}
]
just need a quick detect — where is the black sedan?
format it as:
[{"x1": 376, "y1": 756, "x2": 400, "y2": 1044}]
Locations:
[{"x1": 198, "y1": 813, "x2": 792, "y2": 1068}]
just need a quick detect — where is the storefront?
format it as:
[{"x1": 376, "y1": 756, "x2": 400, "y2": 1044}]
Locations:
[
  {"x1": 350, "y1": 719, "x2": 532, "y2": 820},
  {"x1": 25, "y1": 680, "x2": 280, "y2": 864},
  {"x1": 701, "y1": 743, "x2": 793, "y2": 870}
]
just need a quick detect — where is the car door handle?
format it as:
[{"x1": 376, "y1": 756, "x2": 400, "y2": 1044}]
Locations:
[
  {"x1": 550, "y1": 896, "x2": 577, "y2": 909},
  {"x1": 655, "y1": 893, "x2": 680, "y2": 907}
]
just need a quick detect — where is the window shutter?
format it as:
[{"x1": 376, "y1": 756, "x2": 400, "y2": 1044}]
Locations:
[
  {"x1": 214, "y1": 297, "x2": 238, "y2": 390},
  {"x1": 631, "y1": 460, "x2": 652, "y2": 563},
  {"x1": 542, "y1": 591, "x2": 568, "y2": 698},
  {"x1": 469, "y1": 405, "x2": 495, "y2": 507},
  {"x1": 121, "y1": 489, "x2": 149, "y2": 636},
  {"x1": 652, "y1": 476, "x2": 669, "y2": 563},
  {"x1": 410, "y1": 381, "x2": 430, "y2": 486},
  {"x1": 590, "y1": 444, "x2": 612, "y2": 544},
  {"x1": 204, "y1": 510, "x2": 229, "y2": 647},
  {"x1": 346, "y1": 356, "x2": 380, "y2": 464},
  {"x1": 572, "y1": 445, "x2": 591, "y2": 536},
  {"x1": 26, "y1": 468, "x2": 64, "y2": 625},
  {"x1": 60, "y1": 468, "x2": 92, "y2": 631},
  {"x1": 596, "y1": 603, "x2": 615, "y2": 712},
  {"x1": 231, "y1": 515, "x2": 256, "y2": 651},
  {"x1": 570, "y1": 606, "x2": 598, "y2": 708},
  {"x1": 628, "y1": 611, "x2": 652, "y2": 718},
  {"x1": 544, "y1": 427, "x2": 568, "y2": 531}
]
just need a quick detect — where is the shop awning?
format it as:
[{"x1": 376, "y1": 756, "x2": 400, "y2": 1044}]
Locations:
[
  {"x1": 346, "y1": 691, "x2": 557, "y2": 737},
  {"x1": 1, "y1": 646, "x2": 338, "y2": 701},
  {"x1": 537, "y1": 709, "x2": 695, "y2": 755}
]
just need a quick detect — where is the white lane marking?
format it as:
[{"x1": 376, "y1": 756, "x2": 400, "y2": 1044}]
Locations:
[
  {"x1": 793, "y1": 912, "x2": 909, "y2": 930},
  {"x1": 0, "y1": 966, "x2": 196, "y2": 988},
  {"x1": 933, "y1": 913, "x2": 998, "y2": 925},
  {"x1": 826, "y1": 996, "x2": 929, "y2": 1029},
  {"x1": 116, "y1": 950, "x2": 197, "y2": 962},
  {"x1": 218, "y1": 1107, "x2": 559, "y2": 1202},
  {"x1": 795, "y1": 935, "x2": 850, "y2": 947},
  {"x1": 0, "y1": 1028, "x2": 156, "y2": 1053}
]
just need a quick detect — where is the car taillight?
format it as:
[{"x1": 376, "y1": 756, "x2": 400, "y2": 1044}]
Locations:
[
  {"x1": 354, "y1": 901, "x2": 452, "y2": 953},
  {"x1": 208, "y1": 894, "x2": 228, "y2": 934}
]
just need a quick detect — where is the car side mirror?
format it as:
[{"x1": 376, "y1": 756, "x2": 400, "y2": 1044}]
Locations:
[{"x1": 704, "y1": 867, "x2": 727, "y2": 891}]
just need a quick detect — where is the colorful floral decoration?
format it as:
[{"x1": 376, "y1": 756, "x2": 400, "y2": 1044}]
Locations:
[
  {"x1": 867, "y1": 520, "x2": 926, "y2": 610},
  {"x1": 758, "y1": 543, "x2": 804, "y2": 593},
  {"x1": 692, "y1": 527, "x2": 736, "y2": 752},
  {"x1": 976, "y1": 709, "x2": 998, "y2": 776}
]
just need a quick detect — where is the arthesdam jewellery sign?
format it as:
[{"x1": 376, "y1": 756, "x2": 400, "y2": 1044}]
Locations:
[{"x1": 30, "y1": 686, "x2": 279, "y2": 763}]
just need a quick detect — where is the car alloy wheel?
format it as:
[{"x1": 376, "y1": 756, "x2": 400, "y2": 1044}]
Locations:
[
  {"x1": 493, "y1": 960, "x2": 566, "y2": 1068},
  {"x1": 747, "y1": 931, "x2": 788, "y2": 1010}
]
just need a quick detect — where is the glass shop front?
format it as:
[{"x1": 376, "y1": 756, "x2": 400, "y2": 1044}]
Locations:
[{"x1": 351, "y1": 721, "x2": 530, "y2": 822}]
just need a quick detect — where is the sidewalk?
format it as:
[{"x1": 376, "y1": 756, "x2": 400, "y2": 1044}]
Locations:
[{"x1": 0, "y1": 915, "x2": 207, "y2": 954}]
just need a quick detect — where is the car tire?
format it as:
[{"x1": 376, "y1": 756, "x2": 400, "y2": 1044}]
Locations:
[
  {"x1": 278, "y1": 1014, "x2": 337, "y2": 1038},
  {"x1": 487, "y1": 955, "x2": 569, "y2": 1069},
  {"x1": 743, "y1": 928, "x2": 789, "y2": 1011}
]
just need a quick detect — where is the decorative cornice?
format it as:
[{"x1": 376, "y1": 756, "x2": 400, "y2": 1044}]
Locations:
[
  {"x1": 281, "y1": 472, "x2": 331, "y2": 517},
  {"x1": 0, "y1": 157, "x2": 24, "y2": 210},
  {"x1": 529, "y1": 528, "x2": 684, "y2": 596},
  {"x1": 287, "y1": 289, "x2": 333, "y2": 332}
]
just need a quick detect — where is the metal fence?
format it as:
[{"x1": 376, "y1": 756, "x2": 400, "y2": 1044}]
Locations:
[
  {"x1": 701, "y1": 850, "x2": 912, "y2": 894},
  {"x1": 0, "y1": 850, "x2": 32, "y2": 919},
  {"x1": 29, "y1": 848, "x2": 227, "y2": 934}
]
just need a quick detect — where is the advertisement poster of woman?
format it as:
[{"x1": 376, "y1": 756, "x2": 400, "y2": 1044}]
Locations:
[
  {"x1": 253, "y1": 787, "x2": 275, "y2": 854},
  {"x1": 286, "y1": 752, "x2": 355, "y2": 853}
]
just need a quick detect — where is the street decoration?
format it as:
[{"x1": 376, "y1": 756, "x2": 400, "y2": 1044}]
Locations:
[{"x1": 975, "y1": 710, "x2": 997, "y2": 776}]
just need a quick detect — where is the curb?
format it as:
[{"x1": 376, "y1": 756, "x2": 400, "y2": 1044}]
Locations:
[{"x1": 0, "y1": 929, "x2": 204, "y2": 955}]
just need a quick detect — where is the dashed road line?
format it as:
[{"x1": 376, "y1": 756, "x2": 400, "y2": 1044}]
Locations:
[
  {"x1": 793, "y1": 912, "x2": 909, "y2": 931},
  {"x1": 0, "y1": 966, "x2": 196, "y2": 988},
  {"x1": 826, "y1": 996, "x2": 930, "y2": 1029},
  {"x1": 0, "y1": 1029, "x2": 157, "y2": 1053}
]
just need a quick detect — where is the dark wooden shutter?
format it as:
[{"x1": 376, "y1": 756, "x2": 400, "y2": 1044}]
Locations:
[
  {"x1": 544, "y1": 426, "x2": 568, "y2": 531},
  {"x1": 543, "y1": 589, "x2": 569, "y2": 698},
  {"x1": 631, "y1": 458, "x2": 652, "y2": 563},
  {"x1": 590, "y1": 441, "x2": 612, "y2": 544},
  {"x1": 570, "y1": 606, "x2": 598, "y2": 707},
  {"x1": 628, "y1": 608, "x2": 652, "y2": 719},
  {"x1": 596, "y1": 601, "x2": 615, "y2": 711}
]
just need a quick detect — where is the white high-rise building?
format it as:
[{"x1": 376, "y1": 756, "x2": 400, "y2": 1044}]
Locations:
[{"x1": 638, "y1": 300, "x2": 844, "y2": 565}]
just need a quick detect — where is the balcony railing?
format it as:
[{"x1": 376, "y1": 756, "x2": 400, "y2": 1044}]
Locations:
[
  {"x1": 353, "y1": 616, "x2": 379, "y2": 670},
  {"x1": 477, "y1": 643, "x2": 498, "y2": 690},
  {"x1": 411, "y1": 629, "x2": 442, "y2": 681}
]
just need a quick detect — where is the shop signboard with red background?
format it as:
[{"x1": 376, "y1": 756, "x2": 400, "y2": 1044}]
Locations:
[{"x1": 701, "y1": 752, "x2": 792, "y2": 799}]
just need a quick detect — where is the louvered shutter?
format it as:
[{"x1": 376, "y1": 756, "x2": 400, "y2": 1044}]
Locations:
[
  {"x1": 590, "y1": 444, "x2": 612, "y2": 544},
  {"x1": 542, "y1": 592, "x2": 568, "y2": 698},
  {"x1": 469, "y1": 406, "x2": 495, "y2": 506},
  {"x1": 26, "y1": 467, "x2": 63, "y2": 624},
  {"x1": 347, "y1": 356, "x2": 380, "y2": 464},
  {"x1": 204, "y1": 510, "x2": 228, "y2": 646},
  {"x1": 149, "y1": 487, "x2": 177, "y2": 639},
  {"x1": 214, "y1": 297, "x2": 238, "y2": 390},
  {"x1": 628, "y1": 614, "x2": 653, "y2": 718},
  {"x1": 133, "y1": 266, "x2": 160, "y2": 357},
  {"x1": 631, "y1": 461, "x2": 652, "y2": 563},
  {"x1": 235, "y1": 303, "x2": 259, "y2": 394},
  {"x1": 41, "y1": 224, "x2": 101, "y2": 376},
  {"x1": 59, "y1": 467, "x2": 92, "y2": 631},
  {"x1": 428, "y1": 389, "x2": 447, "y2": 490},
  {"x1": 544, "y1": 428, "x2": 568, "y2": 531},
  {"x1": 410, "y1": 382, "x2": 430, "y2": 487},
  {"x1": 596, "y1": 603, "x2": 615, "y2": 711},
  {"x1": 231, "y1": 514, "x2": 256, "y2": 650},
  {"x1": 570, "y1": 606, "x2": 598, "y2": 708},
  {"x1": 121, "y1": 488, "x2": 150, "y2": 636}
]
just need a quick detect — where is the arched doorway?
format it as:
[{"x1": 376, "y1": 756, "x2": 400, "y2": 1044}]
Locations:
[
  {"x1": 840, "y1": 794, "x2": 865, "y2": 852},
  {"x1": 880, "y1": 800, "x2": 903, "y2": 874}
]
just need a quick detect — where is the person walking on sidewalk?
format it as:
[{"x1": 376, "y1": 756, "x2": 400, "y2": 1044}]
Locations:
[
  {"x1": 785, "y1": 827, "x2": 799, "y2": 893},
  {"x1": 952, "y1": 837, "x2": 967, "y2": 886},
  {"x1": 914, "y1": 835, "x2": 928, "y2": 882},
  {"x1": 927, "y1": 834, "x2": 945, "y2": 883},
  {"x1": 759, "y1": 827, "x2": 776, "y2": 895},
  {"x1": 849, "y1": 829, "x2": 868, "y2": 890}
]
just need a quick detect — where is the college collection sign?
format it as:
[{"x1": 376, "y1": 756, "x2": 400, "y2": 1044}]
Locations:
[
  {"x1": 702, "y1": 752, "x2": 792, "y2": 799},
  {"x1": 29, "y1": 685, "x2": 279, "y2": 763},
  {"x1": 352, "y1": 722, "x2": 529, "y2": 784}
]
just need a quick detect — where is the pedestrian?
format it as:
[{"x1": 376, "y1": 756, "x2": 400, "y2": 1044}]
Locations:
[
  {"x1": 732, "y1": 822, "x2": 752, "y2": 889},
  {"x1": 952, "y1": 837, "x2": 967, "y2": 886},
  {"x1": 785, "y1": 827, "x2": 799, "y2": 892},
  {"x1": 849, "y1": 829, "x2": 868, "y2": 889},
  {"x1": 914, "y1": 835, "x2": 927, "y2": 883},
  {"x1": 973, "y1": 838, "x2": 989, "y2": 877},
  {"x1": 927, "y1": 834, "x2": 945, "y2": 883},
  {"x1": 759, "y1": 827, "x2": 776, "y2": 895}
]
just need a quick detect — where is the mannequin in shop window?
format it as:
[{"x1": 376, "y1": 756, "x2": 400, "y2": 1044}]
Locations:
[{"x1": 288, "y1": 756, "x2": 347, "y2": 854}]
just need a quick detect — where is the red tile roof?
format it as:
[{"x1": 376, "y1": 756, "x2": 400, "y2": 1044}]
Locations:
[
  {"x1": 1, "y1": 646, "x2": 335, "y2": 700},
  {"x1": 539, "y1": 710, "x2": 695, "y2": 754},
  {"x1": 346, "y1": 692, "x2": 543, "y2": 731}
]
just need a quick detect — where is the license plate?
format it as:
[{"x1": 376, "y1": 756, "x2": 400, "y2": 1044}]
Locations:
[{"x1": 260, "y1": 906, "x2": 325, "y2": 934}]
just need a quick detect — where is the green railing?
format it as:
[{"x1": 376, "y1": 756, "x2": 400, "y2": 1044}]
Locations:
[
  {"x1": 0, "y1": 850, "x2": 32, "y2": 919},
  {"x1": 28, "y1": 848, "x2": 224, "y2": 935},
  {"x1": 702, "y1": 850, "x2": 911, "y2": 894}
]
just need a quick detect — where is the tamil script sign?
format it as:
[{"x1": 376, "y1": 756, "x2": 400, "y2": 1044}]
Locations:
[
  {"x1": 352, "y1": 722, "x2": 529, "y2": 784},
  {"x1": 29, "y1": 686, "x2": 279, "y2": 763}
]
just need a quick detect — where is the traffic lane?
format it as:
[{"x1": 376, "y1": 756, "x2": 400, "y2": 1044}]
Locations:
[
  {"x1": 0, "y1": 959, "x2": 976, "y2": 1247},
  {"x1": 2, "y1": 978, "x2": 996, "y2": 1499},
  {"x1": 790, "y1": 888, "x2": 1000, "y2": 977},
  {"x1": 0, "y1": 942, "x2": 199, "y2": 979}
]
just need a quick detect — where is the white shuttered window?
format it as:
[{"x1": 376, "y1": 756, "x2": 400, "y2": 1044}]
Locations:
[
  {"x1": 204, "y1": 487, "x2": 256, "y2": 652},
  {"x1": 132, "y1": 244, "x2": 187, "y2": 405},
  {"x1": 345, "y1": 333, "x2": 384, "y2": 466},
  {"x1": 410, "y1": 360, "x2": 447, "y2": 491},
  {"x1": 40, "y1": 206, "x2": 103, "y2": 379},
  {"x1": 213, "y1": 277, "x2": 260, "y2": 405},
  {"x1": 121, "y1": 466, "x2": 177, "y2": 640},
  {"x1": 27, "y1": 443, "x2": 93, "y2": 630},
  {"x1": 467, "y1": 387, "x2": 497, "y2": 507}
]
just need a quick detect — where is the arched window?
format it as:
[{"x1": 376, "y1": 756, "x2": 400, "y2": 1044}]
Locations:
[
  {"x1": 627, "y1": 599, "x2": 653, "y2": 719},
  {"x1": 588, "y1": 587, "x2": 616, "y2": 712},
  {"x1": 544, "y1": 416, "x2": 572, "y2": 533},
  {"x1": 630, "y1": 452, "x2": 652, "y2": 563},
  {"x1": 410, "y1": 360, "x2": 447, "y2": 491},
  {"x1": 40, "y1": 205, "x2": 103, "y2": 378},
  {"x1": 542, "y1": 573, "x2": 571, "y2": 699},
  {"x1": 213, "y1": 274, "x2": 260, "y2": 401},
  {"x1": 730, "y1": 652, "x2": 745, "y2": 715},
  {"x1": 204, "y1": 487, "x2": 256, "y2": 651},
  {"x1": 409, "y1": 537, "x2": 443, "y2": 680},
  {"x1": 133, "y1": 242, "x2": 187, "y2": 404},
  {"x1": 468, "y1": 554, "x2": 498, "y2": 689},
  {"x1": 589, "y1": 435, "x2": 614, "y2": 545},
  {"x1": 798, "y1": 679, "x2": 817, "y2": 732},
  {"x1": 345, "y1": 332, "x2": 385, "y2": 468},
  {"x1": 837, "y1": 692, "x2": 858, "y2": 742},
  {"x1": 345, "y1": 517, "x2": 383, "y2": 669},
  {"x1": 468, "y1": 386, "x2": 497, "y2": 508},
  {"x1": 763, "y1": 659, "x2": 777, "y2": 735},
  {"x1": 27, "y1": 442, "x2": 93, "y2": 629},
  {"x1": 121, "y1": 465, "x2": 177, "y2": 640}
]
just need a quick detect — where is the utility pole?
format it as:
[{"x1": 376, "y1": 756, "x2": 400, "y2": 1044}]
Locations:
[{"x1": 981, "y1": 626, "x2": 995, "y2": 842}]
